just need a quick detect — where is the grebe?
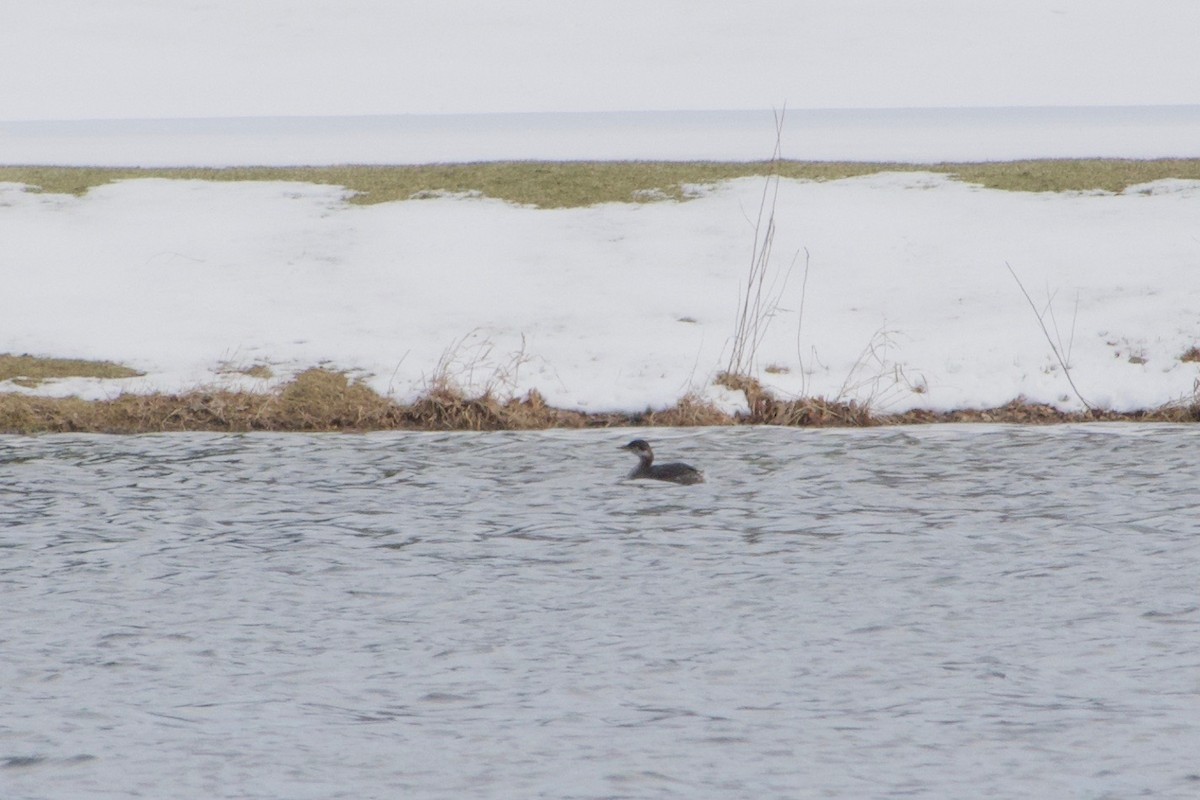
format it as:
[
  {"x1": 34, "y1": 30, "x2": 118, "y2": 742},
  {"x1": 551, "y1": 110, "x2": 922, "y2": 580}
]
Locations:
[{"x1": 620, "y1": 439, "x2": 704, "y2": 485}]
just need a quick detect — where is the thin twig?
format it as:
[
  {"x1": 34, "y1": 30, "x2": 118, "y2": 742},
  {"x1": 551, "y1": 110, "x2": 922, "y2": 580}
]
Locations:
[
  {"x1": 1006, "y1": 262, "x2": 1093, "y2": 410},
  {"x1": 794, "y1": 247, "x2": 811, "y2": 395},
  {"x1": 1068, "y1": 291, "x2": 1080, "y2": 366}
]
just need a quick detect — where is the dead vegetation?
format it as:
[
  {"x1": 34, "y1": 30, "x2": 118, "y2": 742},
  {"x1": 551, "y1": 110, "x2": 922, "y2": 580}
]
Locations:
[
  {"x1": 716, "y1": 373, "x2": 872, "y2": 426},
  {"x1": 0, "y1": 353, "x2": 142, "y2": 388},
  {"x1": 896, "y1": 398, "x2": 1200, "y2": 425},
  {"x1": 5, "y1": 159, "x2": 1200, "y2": 209},
  {"x1": 217, "y1": 362, "x2": 274, "y2": 379},
  {"x1": 1, "y1": 367, "x2": 1196, "y2": 434},
  {"x1": 0, "y1": 369, "x2": 716, "y2": 434}
]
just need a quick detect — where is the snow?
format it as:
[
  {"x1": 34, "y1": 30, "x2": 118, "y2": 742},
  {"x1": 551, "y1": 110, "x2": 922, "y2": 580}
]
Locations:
[
  {"x1": 5, "y1": 174, "x2": 1198, "y2": 414},
  {"x1": 2, "y1": 1, "x2": 1200, "y2": 414}
]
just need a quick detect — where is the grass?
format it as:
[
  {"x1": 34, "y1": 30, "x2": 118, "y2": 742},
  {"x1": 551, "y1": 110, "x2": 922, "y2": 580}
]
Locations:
[
  {"x1": 0, "y1": 353, "x2": 142, "y2": 388},
  {"x1": 217, "y1": 362, "x2": 275, "y2": 379},
  {"x1": 0, "y1": 369, "x2": 635, "y2": 433},
  {"x1": 4, "y1": 159, "x2": 1200, "y2": 208},
  {"x1": 3, "y1": 366, "x2": 1195, "y2": 434}
]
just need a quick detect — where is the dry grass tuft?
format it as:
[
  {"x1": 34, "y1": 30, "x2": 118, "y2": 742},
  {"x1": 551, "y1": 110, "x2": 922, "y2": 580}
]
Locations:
[
  {"x1": 638, "y1": 393, "x2": 734, "y2": 427},
  {"x1": 0, "y1": 394, "x2": 93, "y2": 433},
  {"x1": 130, "y1": 391, "x2": 272, "y2": 432},
  {"x1": 716, "y1": 372, "x2": 772, "y2": 417},
  {"x1": 1180, "y1": 346, "x2": 1200, "y2": 363},
  {"x1": 766, "y1": 397, "x2": 874, "y2": 427},
  {"x1": 716, "y1": 372, "x2": 874, "y2": 426},
  {"x1": 0, "y1": 353, "x2": 142, "y2": 388},
  {"x1": 403, "y1": 385, "x2": 523, "y2": 431},
  {"x1": 217, "y1": 362, "x2": 274, "y2": 379},
  {"x1": 1151, "y1": 402, "x2": 1200, "y2": 423},
  {"x1": 271, "y1": 368, "x2": 400, "y2": 429},
  {"x1": 400, "y1": 384, "x2": 572, "y2": 431}
]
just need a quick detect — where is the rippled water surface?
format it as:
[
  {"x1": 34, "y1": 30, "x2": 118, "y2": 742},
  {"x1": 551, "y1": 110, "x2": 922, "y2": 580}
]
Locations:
[{"x1": 3, "y1": 426, "x2": 1200, "y2": 799}]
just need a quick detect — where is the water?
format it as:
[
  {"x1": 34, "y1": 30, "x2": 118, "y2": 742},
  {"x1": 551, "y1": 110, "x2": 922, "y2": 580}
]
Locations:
[{"x1": 2, "y1": 426, "x2": 1199, "y2": 799}]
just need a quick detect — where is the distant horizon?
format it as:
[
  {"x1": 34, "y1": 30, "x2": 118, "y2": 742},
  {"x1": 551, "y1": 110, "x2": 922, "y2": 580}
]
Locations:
[
  {"x1": 9, "y1": 102, "x2": 1200, "y2": 123},
  {"x1": 6, "y1": 106, "x2": 1200, "y2": 166}
]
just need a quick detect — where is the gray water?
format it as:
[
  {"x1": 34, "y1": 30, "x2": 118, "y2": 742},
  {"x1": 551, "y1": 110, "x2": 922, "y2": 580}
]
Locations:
[{"x1": 3, "y1": 426, "x2": 1199, "y2": 799}]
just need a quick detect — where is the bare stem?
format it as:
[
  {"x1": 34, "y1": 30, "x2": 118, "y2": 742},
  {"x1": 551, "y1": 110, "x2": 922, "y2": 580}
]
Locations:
[
  {"x1": 1006, "y1": 262, "x2": 1093, "y2": 410},
  {"x1": 794, "y1": 247, "x2": 811, "y2": 395},
  {"x1": 728, "y1": 106, "x2": 788, "y2": 376}
]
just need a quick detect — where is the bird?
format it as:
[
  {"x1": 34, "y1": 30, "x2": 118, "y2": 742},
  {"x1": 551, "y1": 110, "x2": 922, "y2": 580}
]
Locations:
[{"x1": 620, "y1": 439, "x2": 704, "y2": 485}]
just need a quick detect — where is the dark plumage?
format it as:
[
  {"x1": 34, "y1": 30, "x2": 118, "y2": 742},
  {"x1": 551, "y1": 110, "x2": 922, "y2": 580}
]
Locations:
[{"x1": 620, "y1": 439, "x2": 704, "y2": 485}]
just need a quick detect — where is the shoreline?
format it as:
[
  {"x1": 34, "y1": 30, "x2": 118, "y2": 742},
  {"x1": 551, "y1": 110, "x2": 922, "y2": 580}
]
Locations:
[{"x1": 2, "y1": 369, "x2": 1196, "y2": 435}]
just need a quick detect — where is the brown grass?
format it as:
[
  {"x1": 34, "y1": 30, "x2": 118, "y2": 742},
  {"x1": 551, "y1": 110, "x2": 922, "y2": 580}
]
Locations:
[
  {"x1": 716, "y1": 372, "x2": 873, "y2": 426},
  {"x1": 0, "y1": 369, "x2": 624, "y2": 434},
  {"x1": 1, "y1": 367, "x2": 1196, "y2": 434},
  {"x1": 0, "y1": 353, "x2": 142, "y2": 388},
  {"x1": 401, "y1": 386, "x2": 594, "y2": 431},
  {"x1": 0, "y1": 369, "x2": 399, "y2": 433},
  {"x1": 5, "y1": 159, "x2": 1200, "y2": 209},
  {"x1": 894, "y1": 401, "x2": 1200, "y2": 425},
  {"x1": 217, "y1": 362, "x2": 274, "y2": 379},
  {"x1": 636, "y1": 393, "x2": 734, "y2": 427}
]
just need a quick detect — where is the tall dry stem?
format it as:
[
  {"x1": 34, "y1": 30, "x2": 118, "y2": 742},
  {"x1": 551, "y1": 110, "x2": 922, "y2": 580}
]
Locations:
[{"x1": 727, "y1": 107, "x2": 794, "y2": 377}]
